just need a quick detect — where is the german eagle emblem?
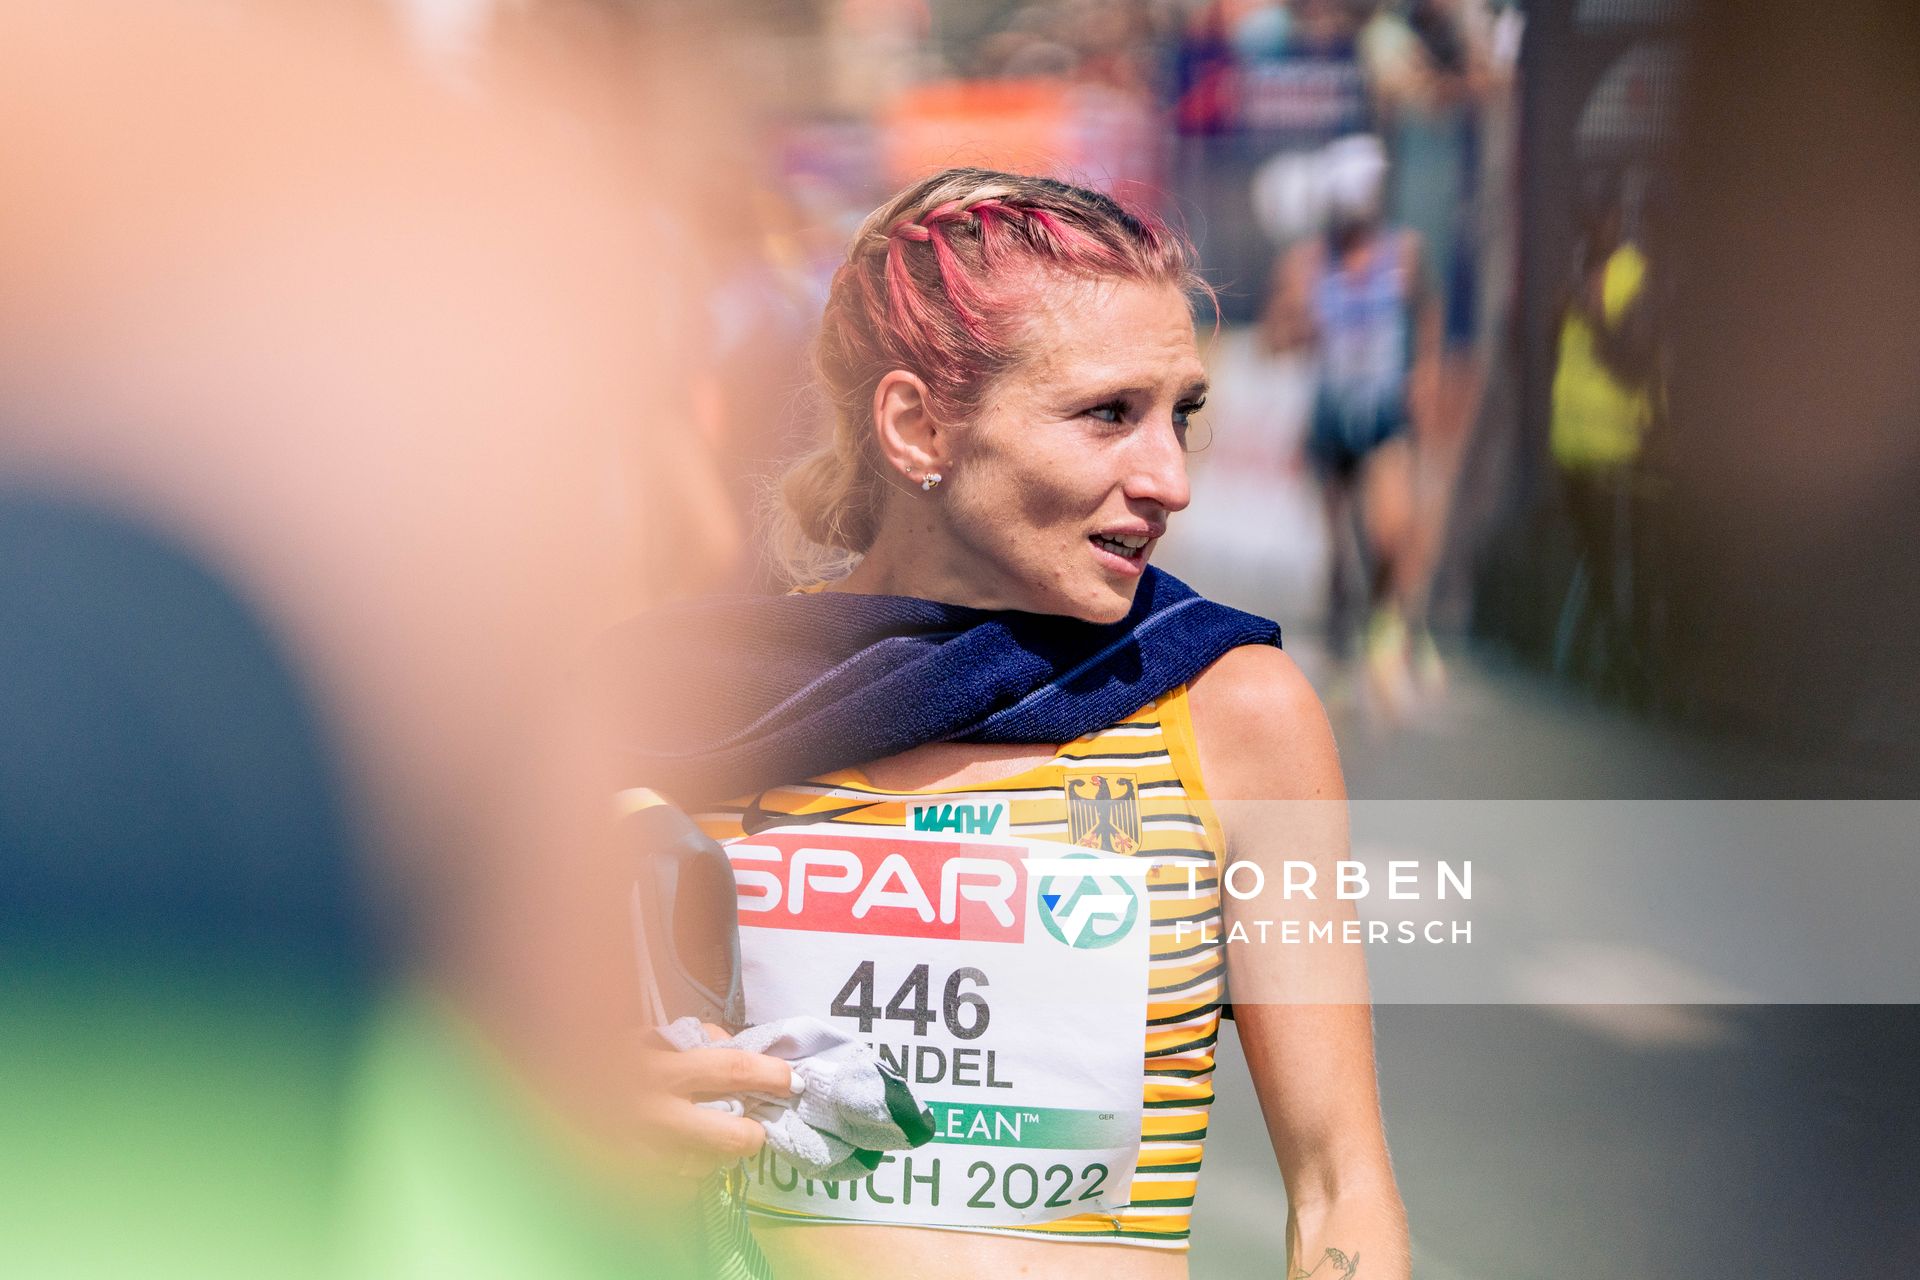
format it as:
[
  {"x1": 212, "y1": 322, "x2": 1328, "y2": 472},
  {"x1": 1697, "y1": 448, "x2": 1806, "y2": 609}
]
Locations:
[{"x1": 1066, "y1": 773, "x2": 1140, "y2": 855}]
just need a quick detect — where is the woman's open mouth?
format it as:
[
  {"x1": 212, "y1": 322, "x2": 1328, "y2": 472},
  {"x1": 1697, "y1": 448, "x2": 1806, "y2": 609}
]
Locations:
[{"x1": 1089, "y1": 530, "x2": 1153, "y2": 574}]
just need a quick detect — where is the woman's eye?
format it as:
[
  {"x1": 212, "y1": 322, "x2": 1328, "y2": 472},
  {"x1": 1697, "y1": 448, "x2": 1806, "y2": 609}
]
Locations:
[
  {"x1": 1084, "y1": 400, "x2": 1128, "y2": 424},
  {"x1": 1173, "y1": 399, "x2": 1206, "y2": 428}
]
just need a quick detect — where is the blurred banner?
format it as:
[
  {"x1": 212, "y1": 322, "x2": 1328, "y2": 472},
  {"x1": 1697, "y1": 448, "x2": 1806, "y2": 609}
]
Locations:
[{"x1": 880, "y1": 79, "x2": 1164, "y2": 192}]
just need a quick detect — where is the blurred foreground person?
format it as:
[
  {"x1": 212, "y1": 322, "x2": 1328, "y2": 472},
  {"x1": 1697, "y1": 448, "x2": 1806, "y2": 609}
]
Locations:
[
  {"x1": 628, "y1": 169, "x2": 1408, "y2": 1279},
  {"x1": 0, "y1": 490, "x2": 376, "y2": 1280},
  {"x1": 0, "y1": 3, "x2": 774, "y2": 1274},
  {"x1": 1268, "y1": 135, "x2": 1438, "y2": 713}
]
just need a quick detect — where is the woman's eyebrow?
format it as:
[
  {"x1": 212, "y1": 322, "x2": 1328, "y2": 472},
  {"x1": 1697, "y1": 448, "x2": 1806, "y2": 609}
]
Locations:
[{"x1": 1063, "y1": 377, "x2": 1211, "y2": 402}]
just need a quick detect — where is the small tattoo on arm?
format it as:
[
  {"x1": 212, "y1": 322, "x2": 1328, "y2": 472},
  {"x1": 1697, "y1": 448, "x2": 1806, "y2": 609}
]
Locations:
[{"x1": 1290, "y1": 1246, "x2": 1359, "y2": 1279}]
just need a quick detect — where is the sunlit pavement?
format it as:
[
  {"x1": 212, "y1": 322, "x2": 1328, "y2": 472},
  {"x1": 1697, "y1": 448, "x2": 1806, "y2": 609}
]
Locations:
[{"x1": 1180, "y1": 643, "x2": 1920, "y2": 1278}]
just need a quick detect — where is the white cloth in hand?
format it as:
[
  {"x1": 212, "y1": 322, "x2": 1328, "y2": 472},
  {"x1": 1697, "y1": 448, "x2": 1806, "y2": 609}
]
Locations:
[{"x1": 658, "y1": 1015, "x2": 936, "y2": 1181}]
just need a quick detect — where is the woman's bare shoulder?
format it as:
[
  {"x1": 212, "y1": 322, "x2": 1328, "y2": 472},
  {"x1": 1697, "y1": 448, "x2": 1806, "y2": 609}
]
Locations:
[{"x1": 1186, "y1": 644, "x2": 1344, "y2": 802}]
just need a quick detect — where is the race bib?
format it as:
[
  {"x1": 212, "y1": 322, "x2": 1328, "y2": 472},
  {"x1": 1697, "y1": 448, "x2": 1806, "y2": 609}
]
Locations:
[{"x1": 727, "y1": 804, "x2": 1149, "y2": 1227}]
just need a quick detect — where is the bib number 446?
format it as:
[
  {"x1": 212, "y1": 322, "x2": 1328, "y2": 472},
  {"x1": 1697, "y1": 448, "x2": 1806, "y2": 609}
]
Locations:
[{"x1": 829, "y1": 961, "x2": 991, "y2": 1040}]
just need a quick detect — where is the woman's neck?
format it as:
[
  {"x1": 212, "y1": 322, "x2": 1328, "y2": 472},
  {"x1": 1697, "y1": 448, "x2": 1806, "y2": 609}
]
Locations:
[
  {"x1": 832, "y1": 529, "x2": 1015, "y2": 611},
  {"x1": 834, "y1": 545, "x2": 965, "y2": 604}
]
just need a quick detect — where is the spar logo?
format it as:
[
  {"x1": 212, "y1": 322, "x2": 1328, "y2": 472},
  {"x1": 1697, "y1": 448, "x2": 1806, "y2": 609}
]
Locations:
[
  {"x1": 1034, "y1": 853, "x2": 1141, "y2": 949},
  {"x1": 728, "y1": 831, "x2": 1027, "y2": 942}
]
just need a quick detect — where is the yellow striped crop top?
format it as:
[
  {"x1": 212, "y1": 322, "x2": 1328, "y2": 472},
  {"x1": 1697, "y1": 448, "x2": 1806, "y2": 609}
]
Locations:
[{"x1": 695, "y1": 685, "x2": 1226, "y2": 1250}]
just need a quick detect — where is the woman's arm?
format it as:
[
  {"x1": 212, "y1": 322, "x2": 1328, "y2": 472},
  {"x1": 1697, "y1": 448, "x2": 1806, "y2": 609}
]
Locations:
[{"x1": 1189, "y1": 646, "x2": 1410, "y2": 1280}]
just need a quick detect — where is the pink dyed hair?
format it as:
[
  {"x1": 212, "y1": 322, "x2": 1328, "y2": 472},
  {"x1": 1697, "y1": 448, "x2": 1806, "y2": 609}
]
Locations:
[{"x1": 782, "y1": 168, "x2": 1207, "y2": 570}]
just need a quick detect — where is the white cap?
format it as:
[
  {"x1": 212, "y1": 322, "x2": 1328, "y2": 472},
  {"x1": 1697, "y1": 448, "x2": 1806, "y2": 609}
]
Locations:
[{"x1": 1320, "y1": 134, "x2": 1388, "y2": 218}]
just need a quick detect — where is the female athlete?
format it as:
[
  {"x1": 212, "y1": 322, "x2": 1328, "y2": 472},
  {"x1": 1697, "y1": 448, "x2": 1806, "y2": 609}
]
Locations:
[
  {"x1": 633, "y1": 168, "x2": 1408, "y2": 1280},
  {"x1": 1266, "y1": 135, "x2": 1435, "y2": 709}
]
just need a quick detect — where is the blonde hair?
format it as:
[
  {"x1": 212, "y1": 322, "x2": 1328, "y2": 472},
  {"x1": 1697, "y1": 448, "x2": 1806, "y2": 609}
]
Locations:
[{"x1": 771, "y1": 167, "x2": 1204, "y2": 584}]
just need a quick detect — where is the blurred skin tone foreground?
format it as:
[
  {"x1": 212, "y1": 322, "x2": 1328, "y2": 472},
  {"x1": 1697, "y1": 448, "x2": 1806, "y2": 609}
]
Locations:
[{"x1": 0, "y1": 3, "x2": 760, "y2": 1276}]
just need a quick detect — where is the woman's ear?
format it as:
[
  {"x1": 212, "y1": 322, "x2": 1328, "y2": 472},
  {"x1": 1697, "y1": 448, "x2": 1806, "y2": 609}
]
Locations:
[{"x1": 871, "y1": 370, "x2": 943, "y2": 483}]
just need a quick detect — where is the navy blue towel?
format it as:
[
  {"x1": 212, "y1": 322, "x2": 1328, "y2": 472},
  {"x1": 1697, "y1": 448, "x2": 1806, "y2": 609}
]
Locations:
[{"x1": 618, "y1": 567, "x2": 1280, "y2": 804}]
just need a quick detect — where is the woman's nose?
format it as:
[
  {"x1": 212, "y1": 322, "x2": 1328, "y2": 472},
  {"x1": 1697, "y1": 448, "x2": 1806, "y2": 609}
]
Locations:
[{"x1": 1125, "y1": 419, "x2": 1192, "y2": 513}]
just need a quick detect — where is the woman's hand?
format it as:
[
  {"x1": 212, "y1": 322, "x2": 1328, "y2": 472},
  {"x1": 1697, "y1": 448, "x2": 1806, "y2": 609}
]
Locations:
[{"x1": 635, "y1": 1025, "x2": 797, "y2": 1179}]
